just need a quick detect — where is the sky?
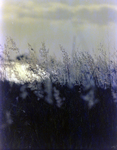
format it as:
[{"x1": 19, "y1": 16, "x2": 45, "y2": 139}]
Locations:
[{"x1": 0, "y1": 0, "x2": 117, "y2": 61}]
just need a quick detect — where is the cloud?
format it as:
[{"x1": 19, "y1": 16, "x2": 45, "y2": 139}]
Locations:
[
  {"x1": 2, "y1": 1, "x2": 117, "y2": 25},
  {"x1": 43, "y1": 8, "x2": 73, "y2": 20},
  {"x1": 75, "y1": 6, "x2": 117, "y2": 25}
]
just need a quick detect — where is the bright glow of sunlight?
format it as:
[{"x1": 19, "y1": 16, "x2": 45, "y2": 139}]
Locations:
[
  {"x1": 0, "y1": 61, "x2": 49, "y2": 84},
  {"x1": 0, "y1": 1, "x2": 3, "y2": 8}
]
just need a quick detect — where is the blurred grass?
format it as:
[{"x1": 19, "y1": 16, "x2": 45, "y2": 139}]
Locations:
[{"x1": 0, "y1": 37, "x2": 117, "y2": 149}]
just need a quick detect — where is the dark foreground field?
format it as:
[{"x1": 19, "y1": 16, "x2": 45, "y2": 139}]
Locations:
[{"x1": 0, "y1": 79, "x2": 117, "y2": 149}]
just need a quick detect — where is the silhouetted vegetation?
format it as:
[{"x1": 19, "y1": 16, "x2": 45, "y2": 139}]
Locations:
[{"x1": 0, "y1": 37, "x2": 117, "y2": 149}]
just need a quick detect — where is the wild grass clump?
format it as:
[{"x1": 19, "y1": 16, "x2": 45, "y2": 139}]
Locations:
[{"x1": 0, "y1": 37, "x2": 117, "y2": 149}]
